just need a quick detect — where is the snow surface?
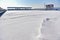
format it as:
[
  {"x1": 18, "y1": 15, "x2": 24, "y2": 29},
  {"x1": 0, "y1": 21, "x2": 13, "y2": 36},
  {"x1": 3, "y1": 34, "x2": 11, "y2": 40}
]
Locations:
[{"x1": 0, "y1": 10, "x2": 60, "y2": 40}]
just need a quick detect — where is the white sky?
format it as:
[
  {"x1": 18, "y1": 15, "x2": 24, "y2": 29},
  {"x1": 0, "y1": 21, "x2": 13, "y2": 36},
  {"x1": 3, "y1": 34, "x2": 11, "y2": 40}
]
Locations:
[
  {"x1": 0, "y1": 0, "x2": 26, "y2": 9},
  {"x1": 0, "y1": 0, "x2": 60, "y2": 9}
]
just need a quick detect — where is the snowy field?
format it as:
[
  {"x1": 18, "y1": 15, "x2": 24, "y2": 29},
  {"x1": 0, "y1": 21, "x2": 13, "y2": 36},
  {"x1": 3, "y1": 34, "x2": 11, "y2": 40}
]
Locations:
[{"x1": 0, "y1": 10, "x2": 60, "y2": 40}]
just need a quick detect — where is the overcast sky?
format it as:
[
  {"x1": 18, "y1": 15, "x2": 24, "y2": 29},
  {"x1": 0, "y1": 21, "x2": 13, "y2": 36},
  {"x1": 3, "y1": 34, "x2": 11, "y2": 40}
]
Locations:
[{"x1": 0, "y1": 0, "x2": 60, "y2": 8}]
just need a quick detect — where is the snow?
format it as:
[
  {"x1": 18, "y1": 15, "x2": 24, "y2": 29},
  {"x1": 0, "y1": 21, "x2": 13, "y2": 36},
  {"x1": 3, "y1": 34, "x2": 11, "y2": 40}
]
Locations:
[{"x1": 0, "y1": 10, "x2": 60, "y2": 40}]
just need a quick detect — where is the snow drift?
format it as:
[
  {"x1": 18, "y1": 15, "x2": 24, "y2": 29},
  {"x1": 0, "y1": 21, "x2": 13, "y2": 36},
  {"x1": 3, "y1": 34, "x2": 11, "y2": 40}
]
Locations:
[{"x1": 0, "y1": 10, "x2": 60, "y2": 40}]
